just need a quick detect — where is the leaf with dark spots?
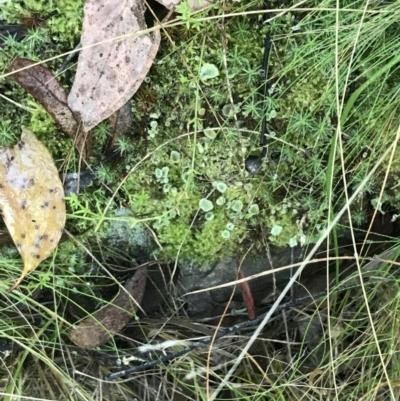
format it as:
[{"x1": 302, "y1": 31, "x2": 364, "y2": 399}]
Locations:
[
  {"x1": 69, "y1": 266, "x2": 147, "y2": 348},
  {"x1": 67, "y1": 0, "x2": 160, "y2": 131},
  {"x1": 9, "y1": 58, "x2": 78, "y2": 138},
  {"x1": 238, "y1": 270, "x2": 256, "y2": 320},
  {"x1": 8, "y1": 58, "x2": 92, "y2": 160},
  {"x1": 0, "y1": 128, "x2": 66, "y2": 291}
]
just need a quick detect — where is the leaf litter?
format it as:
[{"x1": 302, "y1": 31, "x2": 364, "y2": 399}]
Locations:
[
  {"x1": 0, "y1": 128, "x2": 66, "y2": 291},
  {"x1": 68, "y1": 0, "x2": 161, "y2": 132},
  {"x1": 4, "y1": 0, "x2": 163, "y2": 291},
  {"x1": 9, "y1": 58, "x2": 92, "y2": 160},
  {"x1": 9, "y1": 58, "x2": 78, "y2": 137},
  {"x1": 69, "y1": 266, "x2": 147, "y2": 348}
]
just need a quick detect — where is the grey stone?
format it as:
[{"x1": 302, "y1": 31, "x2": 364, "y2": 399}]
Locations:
[{"x1": 177, "y1": 246, "x2": 318, "y2": 316}]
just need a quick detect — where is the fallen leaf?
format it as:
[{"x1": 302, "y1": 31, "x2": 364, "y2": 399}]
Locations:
[
  {"x1": 0, "y1": 128, "x2": 66, "y2": 291},
  {"x1": 9, "y1": 58, "x2": 78, "y2": 139},
  {"x1": 68, "y1": 0, "x2": 161, "y2": 131},
  {"x1": 8, "y1": 58, "x2": 92, "y2": 159},
  {"x1": 238, "y1": 270, "x2": 256, "y2": 320},
  {"x1": 69, "y1": 266, "x2": 147, "y2": 348}
]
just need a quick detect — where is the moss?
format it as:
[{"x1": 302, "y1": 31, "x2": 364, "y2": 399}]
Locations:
[
  {"x1": 2, "y1": 0, "x2": 84, "y2": 45},
  {"x1": 1, "y1": 0, "x2": 400, "y2": 270}
]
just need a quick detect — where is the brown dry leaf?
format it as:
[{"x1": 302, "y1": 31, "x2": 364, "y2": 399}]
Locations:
[
  {"x1": 0, "y1": 128, "x2": 66, "y2": 291},
  {"x1": 69, "y1": 266, "x2": 147, "y2": 348},
  {"x1": 67, "y1": 0, "x2": 161, "y2": 132},
  {"x1": 238, "y1": 270, "x2": 256, "y2": 320},
  {"x1": 9, "y1": 58, "x2": 78, "y2": 138},
  {"x1": 8, "y1": 58, "x2": 92, "y2": 159}
]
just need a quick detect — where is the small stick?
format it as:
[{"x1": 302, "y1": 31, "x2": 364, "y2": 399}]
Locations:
[
  {"x1": 245, "y1": 2, "x2": 272, "y2": 172},
  {"x1": 58, "y1": 43, "x2": 82, "y2": 74},
  {"x1": 105, "y1": 276, "x2": 389, "y2": 381}
]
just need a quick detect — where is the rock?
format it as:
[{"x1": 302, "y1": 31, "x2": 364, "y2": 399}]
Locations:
[
  {"x1": 177, "y1": 246, "x2": 318, "y2": 317},
  {"x1": 64, "y1": 169, "x2": 94, "y2": 196}
]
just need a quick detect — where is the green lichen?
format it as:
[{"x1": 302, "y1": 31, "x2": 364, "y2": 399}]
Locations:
[{"x1": 1, "y1": 0, "x2": 399, "y2": 270}]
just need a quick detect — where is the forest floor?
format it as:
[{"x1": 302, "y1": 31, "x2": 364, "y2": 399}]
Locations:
[{"x1": 0, "y1": 0, "x2": 400, "y2": 400}]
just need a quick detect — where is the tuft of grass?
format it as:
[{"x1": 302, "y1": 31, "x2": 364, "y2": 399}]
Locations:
[{"x1": 0, "y1": 0, "x2": 400, "y2": 399}]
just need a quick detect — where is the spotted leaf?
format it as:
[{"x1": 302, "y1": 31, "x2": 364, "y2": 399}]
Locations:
[
  {"x1": 0, "y1": 128, "x2": 66, "y2": 291},
  {"x1": 67, "y1": 0, "x2": 161, "y2": 131}
]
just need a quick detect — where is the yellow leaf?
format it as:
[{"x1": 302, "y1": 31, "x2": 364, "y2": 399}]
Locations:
[{"x1": 0, "y1": 128, "x2": 66, "y2": 291}]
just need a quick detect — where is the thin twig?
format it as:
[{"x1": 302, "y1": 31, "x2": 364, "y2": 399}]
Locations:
[{"x1": 104, "y1": 276, "x2": 391, "y2": 381}]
